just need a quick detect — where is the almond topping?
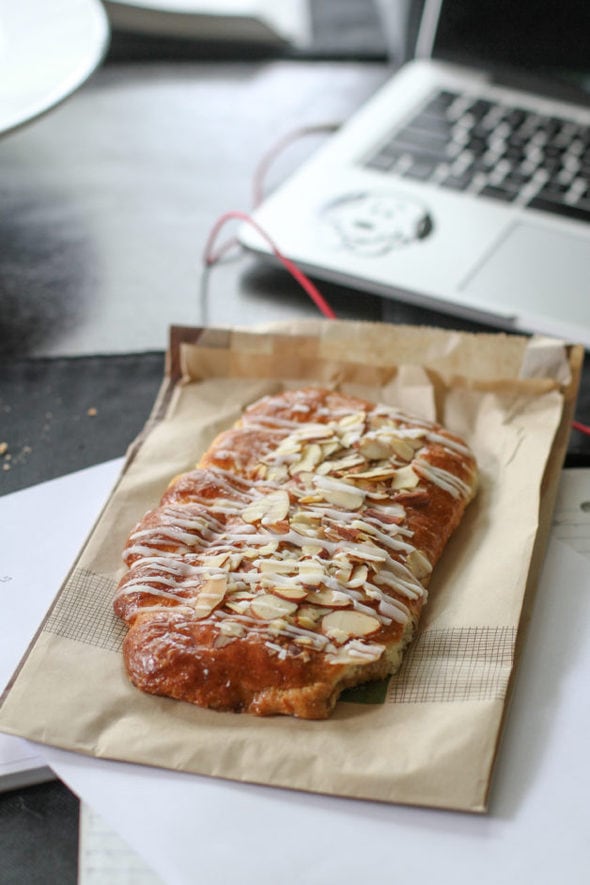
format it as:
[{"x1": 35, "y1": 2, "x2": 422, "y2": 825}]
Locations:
[
  {"x1": 313, "y1": 475, "x2": 365, "y2": 510},
  {"x1": 317, "y1": 453, "x2": 365, "y2": 475},
  {"x1": 270, "y1": 584, "x2": 309, "y2": 602},
  {"x1": 311, "y1": 589, "x2": 351, "y2": 608},
  {"x1": 347, "y1": 465, "x2": 398, "y2": 481},
  {"x1": 338, "y1": 412, "x2": 365, "y2": 428},
  {"x1": 391, "y1": 465, "x2": 420, "y2": 490},
  {"x1": 297, "y1": 560, "x2": 325, "y2": 586},
  {"x1": 321, "y1": 610, "x2": 381, "y2": 642},
  {"x1": 219, "y1": 621, "x2": 246, "y2": 638},
  {"x1": 259, "y1": 560, "x2": 297, "y2": 575},
  {"x1": 294, "y1": 425, "x2": 336, "y2": 441},
  {"x1": 200, "y1": 552, "x2": 229, "y2": 569},
  {"x1": 266, "y1": 465, "x2": 289, "y2": 483},
  {"x1": 242, "y1": 489, "x2": 290, "y2": 525},
  {"x1": 347, "y1": 564, "x2": 369, "y2": 588},
  {"x1": 250, "y1": 594, "x2": 298, "y2": 620},
  {"x1": 389, "y1": 438, "x2": 416, "y2": 462},
  {"x1": 327, "y1": 641, "x2": 385, "y2": 665},
  {"x1": 331, "y1": 556, "x2": 353, "y2": 583},
  {"x1": 226, "y1": 599, "x2": 250, "y2": 615},
  {"x1": 192, "y1": 575, "x2": 227, "y2": 619},
  {"x1": 295, "y1": 604, "x2": 329, "y2": 628},
  {"x1": 290, "y1": 443, "x2": 322, "y2": 475},
  {"x1": 358, "y1": 437, "x2": 395, "y2": 460},
  {"x1": 406, "y1": 548, "x2": 433, "y2": 579}
]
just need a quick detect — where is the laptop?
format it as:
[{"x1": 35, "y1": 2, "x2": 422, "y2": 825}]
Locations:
[{"x1": 240, "y1": 0, "x2": 590, "y2": 345}]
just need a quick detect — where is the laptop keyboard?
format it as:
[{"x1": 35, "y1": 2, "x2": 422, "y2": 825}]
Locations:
[{"x1": 364, "y1": 89, "x2": 590, "y2": 224}]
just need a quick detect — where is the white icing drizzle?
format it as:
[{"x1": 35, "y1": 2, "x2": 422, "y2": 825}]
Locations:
[
  {"x1": 119, "y1": 395, "x2": 475, "y2": 665},
  {"x1": 426, "y1": 431, "x2": 473, "y2": 458},
  {"x1": 413, "y1": 458, "x2": 473, "y2": 499}
]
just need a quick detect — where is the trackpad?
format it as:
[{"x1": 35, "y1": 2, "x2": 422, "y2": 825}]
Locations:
[{"x1": 460, "y1": 222, "x2": 590, "y2": 326}]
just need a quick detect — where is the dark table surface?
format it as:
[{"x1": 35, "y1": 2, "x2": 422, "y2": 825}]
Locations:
[{"x1": 2, "y1": 8, "x2": 590, "y2": 883}]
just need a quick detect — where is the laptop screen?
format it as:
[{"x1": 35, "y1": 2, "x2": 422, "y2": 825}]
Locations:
[{"x1": 427, "y1": 0, "x2": 590, "y2": 86}]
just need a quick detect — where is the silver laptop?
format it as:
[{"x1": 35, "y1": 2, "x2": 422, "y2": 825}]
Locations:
[{"x1": 241, "y1": 0, "x2": 590, "y2": 345}]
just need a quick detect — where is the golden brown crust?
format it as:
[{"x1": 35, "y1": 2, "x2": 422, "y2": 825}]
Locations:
[{"x1": 115, "y1": 387, "x2": 477, "y2": 719}]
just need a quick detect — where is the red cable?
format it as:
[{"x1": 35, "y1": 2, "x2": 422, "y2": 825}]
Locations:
[
  {"x1": 252, "y1": 123, "x2": 340, "y2": 208},
  {"x1": 203, "y1": 210, "x2": 337, "y2": 320},
  {"x1": 572, "y1": 419, "x2": 590, "y2": 436}
]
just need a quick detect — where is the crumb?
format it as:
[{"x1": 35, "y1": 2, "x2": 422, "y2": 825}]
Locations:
[
  {"x1": 0, "y1": 442, "x2": 7, "y2": 455},
  {"x1": 87, "y1": 407, "x2": 97, "y2": 417},
  {"x1": 2, "y1": 463, "x2": 10, "y2": 471}
]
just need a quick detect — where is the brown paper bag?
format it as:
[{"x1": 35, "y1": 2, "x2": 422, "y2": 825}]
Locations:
[{"x1": 0, "y1": 321, "x2": 582, "y2": 812}]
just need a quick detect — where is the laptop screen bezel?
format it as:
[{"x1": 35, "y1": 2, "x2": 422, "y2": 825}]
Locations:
[
  {"x1": 414, "y1": 0, "x2": 443, "y2": 60},
  {"x1": 412, "y1": 0, "x2": 590, "y2": 102}
]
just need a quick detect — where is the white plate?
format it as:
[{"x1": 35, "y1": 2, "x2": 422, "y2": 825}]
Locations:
[{"x1": 0, "y1": 0, "x2": 110, "y2": 137}]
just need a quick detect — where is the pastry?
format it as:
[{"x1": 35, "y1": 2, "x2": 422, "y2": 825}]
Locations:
[{"x1": 114, "y1": 387, "x2": 478, "y2": 719}]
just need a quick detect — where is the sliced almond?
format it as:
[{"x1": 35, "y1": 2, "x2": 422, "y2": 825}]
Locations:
[
  {"x1": 226, "y1": 599, "x2": 251, "y2": 615},
  {"x1": 331, "y1": 555, "x2": 353, "y2": 584},
  {"x1": 358, "y1": 437, "x2": 394, "y2": 460},
  {"x1": 314, "y1": 475, "x2": 365, "y2": 510},
  {"x1": 297, "y1": 494, "x2": 325, "y2": 505},
  {"x1": 365, "y1": 488, "x2": 389, "y2": 501},
  {"x1": 321, "y1": 610, "x2": 381, "y2": 642},
  {"x1": 338, "y1": 412, "x2": 365, "y2": 428},
  {"x1": 340, "y1": 430, "x2": 363, "y2": 449},
  {"x1": 319, "y1": 453, "x2": 366, "y2": 474},
  {"x1": 295, "y1": 604, "x2": 329, "y2": 628},
  {"x1": 391, "y1": 465, "x2": 420, "y2": 490},
  {"x1": 301, "y1": 542, "x2": 324, "y2": 556},
  {"x1": 259, "y1": 559, "x2": 297, "y2": 575},
  {"x1": 250, "y1": 594, "x2": 298, "y2": 620},
  {"x1": 347, "y1": 564, "x2": 369, "y2": 588},
  {"x1": 270, "y1": 584, "x2": 309, "y2": 602},
  {"x1": 242, "y1": 489, "x2": 290, "y2": 525},
  {"x1": 320, "y1": 440, "x2": 342, "y2": 459},
  {"x1": 290, "y1": 443, "x2": 322, "y2": 475},
  {"x1": 294, "y1": 424, "x2": 336, "y2": 442},
  {"x1": 240, "y1": 541, "x2": 278, "y2": 559},
  {"x1": 273, "y1": 437, "x2": 302, "y2": 456},
  {"x1": 311, "y1": 589, "x2": 351, "y2": 608},
  {"x1": 267, "y1": 617, "x2": 289, "y2": 634},
  {"x1": 297, "y1": 559, "x2": 325, "y2": 586},
  {"x1": 200, "y1": 552, "x2": 230, "y2": 569},
  {"x1": 347, "y1": 465, "x2": 398, "y2": 481},
  {"x1": 214, "y1": 634, "x2": 236, "y2": 648},
  {"x1": 389, "y1": 437, "x2": 416, "y2": 462},
  {"x1": 406, "y1": 548, "x2": 433, "y2": 579},
  {"x1": 266, "y1": 465, "x2": 289, "y2": 483},
  {"x1": 290, "y1": 511, "x2": 321, "y2": 537},
  {"x1": 218, "y1": 620, "x2": 246, "y2": 638},
  {"x1": 343, "y1": 542, "x2": 388, "y2": 564},
  {"x1": 326, "y1": 640, "x2": 385, "y2": 665},
  {"x1": 192, "y1": 575, "x2": 227, "y2": 619}
]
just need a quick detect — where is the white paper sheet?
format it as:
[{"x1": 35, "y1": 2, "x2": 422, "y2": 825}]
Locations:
[
  {"x1": 2, "y1": 465, "x2": 589, "y2": 883},
  {"x1": 0, "y1": 459, "x2": 124, "y2": 791}
]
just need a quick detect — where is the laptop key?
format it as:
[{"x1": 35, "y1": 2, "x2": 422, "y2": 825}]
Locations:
[
  {"x1": 440, "y1": 170, "x2": 476, "y2": 191},
  {"x1": 423, "y1": 90, "x2": 458, "y2": 113},
  {"x1": 528, "y1": 193, "x2": 590, "y2": 223},
  {"x1": 479, "y1": 184, "x2": 519, "y2": 203},
  {"x1": 401, "y1": 159, "x2": 438, "y2": 181},
  {"x1": 365, "y1": 150, "x2": 402, "y2": 172}
]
